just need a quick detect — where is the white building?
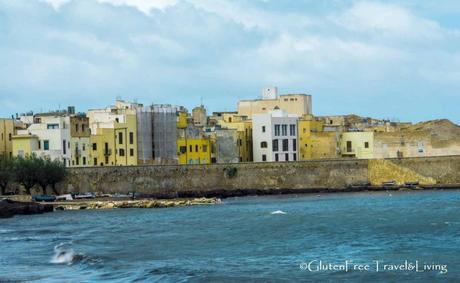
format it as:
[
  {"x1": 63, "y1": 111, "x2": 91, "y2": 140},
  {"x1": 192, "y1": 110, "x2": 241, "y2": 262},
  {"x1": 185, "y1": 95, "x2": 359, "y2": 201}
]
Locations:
[
  {"x1": 252, "y1": 109, "x2": 299, "y2": 162},
  {"x1": 16, "y1": 114, "x2": 72, "y2": 166}
]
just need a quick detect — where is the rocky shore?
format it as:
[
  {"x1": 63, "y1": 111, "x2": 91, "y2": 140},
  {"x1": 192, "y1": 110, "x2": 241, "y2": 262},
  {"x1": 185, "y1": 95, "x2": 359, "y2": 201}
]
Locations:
[
  {"x1": 0, "y1": 199, "x2": 54, "y2": 218},
  {"x1": 54, "y1": 197, "x2": 221, "y2": 211}
]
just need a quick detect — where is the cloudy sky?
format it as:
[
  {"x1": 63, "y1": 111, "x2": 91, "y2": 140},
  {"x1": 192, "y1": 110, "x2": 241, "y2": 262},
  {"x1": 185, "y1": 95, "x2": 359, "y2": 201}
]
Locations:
[{"x1": 0, "y1": 0, "x2": 459, "y2": 123}]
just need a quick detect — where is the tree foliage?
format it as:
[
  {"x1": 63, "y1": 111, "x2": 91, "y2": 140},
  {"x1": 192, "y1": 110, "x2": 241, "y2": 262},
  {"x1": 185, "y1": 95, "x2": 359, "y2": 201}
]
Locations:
[
  {"x1": 0, "y1": 156, "x2": 15, "y2": 195},
  {"x1": 12, "y1": 155, "x2": 67, "y2": 195}
]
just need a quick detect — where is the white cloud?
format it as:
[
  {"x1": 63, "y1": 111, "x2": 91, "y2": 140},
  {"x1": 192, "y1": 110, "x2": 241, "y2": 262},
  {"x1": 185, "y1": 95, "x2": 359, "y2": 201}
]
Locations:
[
  {"x1": 40, "y1": 0, "x2": 71, "y2": 10},
  {"x1": 334, "y1": 1, "x2": 445, "y2": 40},
  {"x1": 96, "y1": 0, "x2": 177, "y2": 14}
]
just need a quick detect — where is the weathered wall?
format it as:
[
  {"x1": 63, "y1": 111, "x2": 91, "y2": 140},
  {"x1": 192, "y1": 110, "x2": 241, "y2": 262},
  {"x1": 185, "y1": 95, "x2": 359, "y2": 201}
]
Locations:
[{"x1": 58, "y1": 156, "x2": 460, "y2": 197}]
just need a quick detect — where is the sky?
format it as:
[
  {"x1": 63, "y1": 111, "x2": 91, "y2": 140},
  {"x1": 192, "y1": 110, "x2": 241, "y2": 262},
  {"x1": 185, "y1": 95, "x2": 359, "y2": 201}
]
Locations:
[{"x1": 0, "y1": 0, "x2": 459, "y2": 123}]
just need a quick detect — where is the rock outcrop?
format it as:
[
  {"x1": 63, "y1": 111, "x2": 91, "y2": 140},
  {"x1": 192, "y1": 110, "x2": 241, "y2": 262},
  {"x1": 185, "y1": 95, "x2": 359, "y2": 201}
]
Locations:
[{"x1": 0, "y1": 199, "x2": 53, "y2": 218}]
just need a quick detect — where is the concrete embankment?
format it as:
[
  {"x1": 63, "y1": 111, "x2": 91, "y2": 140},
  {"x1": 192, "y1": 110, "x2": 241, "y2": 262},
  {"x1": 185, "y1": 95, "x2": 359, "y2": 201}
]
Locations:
[{"x1": 57, "y1": 156, "x2": 460, "y2": 198}]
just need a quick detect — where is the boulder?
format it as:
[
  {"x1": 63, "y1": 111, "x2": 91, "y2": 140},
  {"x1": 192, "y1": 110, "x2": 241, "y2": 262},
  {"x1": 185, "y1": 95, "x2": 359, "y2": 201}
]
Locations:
[{"x1": 0, "y1": 199, "x2": 54, "y2": 218}]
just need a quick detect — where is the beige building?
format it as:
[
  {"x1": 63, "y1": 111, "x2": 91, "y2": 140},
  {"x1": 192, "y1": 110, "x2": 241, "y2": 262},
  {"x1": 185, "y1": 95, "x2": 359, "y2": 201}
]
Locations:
[
  {"x1": 192, "y1": 105, "x2": 207, "y2": 127},
  {"x1": 238, "y1": 87, "x2": 312, "y2": 119},
  {"x1": 0, "y1": 119, "x2": 15, "y2": 158},
  {"x1": 340, "y1": 132, "x2": 374, "y2": 159},
  {"x1": 70, "y1": 116, "x2": 91, "y2": 167}
]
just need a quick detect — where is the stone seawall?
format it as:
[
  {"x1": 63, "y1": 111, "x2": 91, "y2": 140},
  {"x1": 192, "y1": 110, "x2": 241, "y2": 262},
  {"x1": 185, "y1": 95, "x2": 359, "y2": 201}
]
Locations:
[{"x1": 58, "y1": 156, "x2": 460, "y2": 198}]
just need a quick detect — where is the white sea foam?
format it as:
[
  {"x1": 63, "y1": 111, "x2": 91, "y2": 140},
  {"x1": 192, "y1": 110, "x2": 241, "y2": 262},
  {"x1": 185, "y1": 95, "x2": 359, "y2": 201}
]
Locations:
[
  {"x1": 271, "y1": 210, "x2": 287, "y2": 215},
  {"x1": 50, "y1": 243, "x2": 77, "y2": 265}
]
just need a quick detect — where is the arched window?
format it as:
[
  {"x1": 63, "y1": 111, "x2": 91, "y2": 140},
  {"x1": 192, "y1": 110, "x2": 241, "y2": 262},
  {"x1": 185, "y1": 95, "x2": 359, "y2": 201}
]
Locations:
[{"x1": 261, "y1": 141, "x2": 268, "y2": 148}]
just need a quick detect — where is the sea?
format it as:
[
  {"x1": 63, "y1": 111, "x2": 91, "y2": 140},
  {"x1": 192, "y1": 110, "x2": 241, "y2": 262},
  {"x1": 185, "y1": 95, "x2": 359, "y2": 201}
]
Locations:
[{"x1": 1, "y1": 190, "x2": 459, "y2": 282}]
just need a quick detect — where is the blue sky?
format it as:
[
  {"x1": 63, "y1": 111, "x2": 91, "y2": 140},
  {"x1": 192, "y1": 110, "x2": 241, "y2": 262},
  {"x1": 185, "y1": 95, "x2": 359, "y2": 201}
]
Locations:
[{"x1": 0, "y1": 0, "x2": 459, "y2": 123}]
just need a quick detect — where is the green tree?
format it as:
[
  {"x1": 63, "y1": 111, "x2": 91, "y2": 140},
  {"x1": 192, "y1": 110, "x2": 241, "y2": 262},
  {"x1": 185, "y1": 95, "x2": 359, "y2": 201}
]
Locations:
[
  {"x1": 36, "y1": 157, "x2": 50, "y2": 195},
  {"x1": 47, "y1": 159, "x2": 67, "y2": 195},
  {"x1": 0, "y1": 156, "x2": 15, "y2": 195},
  {"x1": 14, "y1": 155, "x2": 41, "y2": 195}
]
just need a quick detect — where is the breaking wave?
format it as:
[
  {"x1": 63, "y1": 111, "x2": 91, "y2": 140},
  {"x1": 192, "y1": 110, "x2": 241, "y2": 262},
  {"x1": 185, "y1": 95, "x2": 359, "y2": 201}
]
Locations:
[
  {"x1": 270, "y1": 210, "x2": 287, "y2": 215},
  {"x1": 50, "y1": 243, "x2": 84, "y2": 265}
]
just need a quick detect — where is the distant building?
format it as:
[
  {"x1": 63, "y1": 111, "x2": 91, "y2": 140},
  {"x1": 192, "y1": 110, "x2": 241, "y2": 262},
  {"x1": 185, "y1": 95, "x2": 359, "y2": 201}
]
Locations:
[
  {"x1": 13, "y1": 113, "x2": 72, "y2": 166},
  {"x1": 340, "y1": 132, "x2": 374, "y2": 159},
  {"x1": 192, "y1": 105, "x2": 207, "y2": 127},
  {"x1": 87, "y1": 100, "x2": 138, "y2": 166},
  {"x1": 252, "y1": 109, "x2": 299, "y2": 162},
  {"x1": 137, "y1": 104, "x2": 182, "y2": 165},
  {"x1": 0, "y1": 119, "x2": 16, "y2": 159},
  {"x1": 298, "y1": 114, "x2": 339, "y2": 160},
  {"x1": 177, "y1": 124, "x2": 211, "y2": 165},
  {"x1": 70, "y1": 115, "x2": 91, "y2": 167},
  {"x1": 238, "y1": 87, "x2": 312, "y2": 119}
]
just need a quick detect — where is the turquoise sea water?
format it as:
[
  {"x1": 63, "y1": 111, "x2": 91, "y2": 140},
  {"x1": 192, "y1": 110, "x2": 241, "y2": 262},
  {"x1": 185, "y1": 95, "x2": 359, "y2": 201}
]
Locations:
[{"x1": 1, "y1": 190, "x2": 459, "y2": 282}]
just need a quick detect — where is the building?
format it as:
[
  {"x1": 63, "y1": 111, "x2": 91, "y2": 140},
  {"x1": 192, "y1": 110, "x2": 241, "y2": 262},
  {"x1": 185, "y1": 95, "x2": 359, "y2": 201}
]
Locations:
[
  {"x1": 192, "y1": 105, "x2": 207, "y2": 127},
  {"x1": 238, "y1": 87, "x2": 312, "y2": 119},
  {"x1": 13, "y1": 113, "x2": 72, "y2": 166},
  {"x1": 340, "y1": 132, "x2": 374, "y2": 159},
  {"x1": 88, "y1": 100, "x2": 138, "y2": 166},
  {"x1": 70, "y1": 115, "x2": 91, "y2": 166},
  {"x1": 214, "y1": 129, "x2": 240, "y2": 163},
  {"x1": 0, "y1": 119, "x2": 15, "y2": 159},
  {"x1": 213, "y1": 112, "x2": 253, "y2": 162},
  {"x1": 297, "y1": 114, "x2": 341, "y2": 160},
  {"x1": 137, "y1": 104, "x2": 182, "y2": 165},
  {"x1": 252, "y1": 109, "x2": 298, "y2": 162},
  {"x1": 177, "y1": 125, "x2": 211, "y2": 165}
]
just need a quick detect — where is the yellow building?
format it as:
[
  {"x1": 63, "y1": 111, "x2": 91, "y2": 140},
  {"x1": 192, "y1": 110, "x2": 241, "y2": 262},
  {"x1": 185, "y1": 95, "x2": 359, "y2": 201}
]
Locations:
[
  {"x1": 177, "y1": 137, "x2": 211, "y2": 165},
  {"x1": 70, "y1": 116, "x2": 91, "y2": 167},
  {"x1": 177, "y1": 111, "x2": 188, "y2": 129},
  {"x1": 0, "y1": 119, "x2": 15, "y2": 159},
  {"x1": 215, "y1": 112, "x2": 253, "y2": 162},
  {"x1": 237, "y1": 87, "x2": 312, "y2": 119},
  {"x1": 298, "y1": 115, "x2": 339, "y2": 160},
  {"x1": 12, "y1": 135, "x2": 39, "y2": 157},
  {"x1": 340, "y1": 132, "x2": 374, "y2": 159},
  {"x1": 88, "y1": 103, "x2": 138, "y2": 166}
]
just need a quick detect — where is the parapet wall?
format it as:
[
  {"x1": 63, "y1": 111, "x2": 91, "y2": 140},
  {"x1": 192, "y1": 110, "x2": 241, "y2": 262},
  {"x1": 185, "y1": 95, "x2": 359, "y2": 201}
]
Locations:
[{"x1": 58, "y1": 156, "x2": 460, "y2": 197}]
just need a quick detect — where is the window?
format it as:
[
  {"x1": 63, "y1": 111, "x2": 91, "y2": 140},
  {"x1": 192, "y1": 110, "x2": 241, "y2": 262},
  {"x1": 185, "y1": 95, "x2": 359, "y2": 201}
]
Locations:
[
  {"x1": 189, "y1": 145, "x2": 193, "y2": 152},
  {"x1": 346, "y1": 141, "x2": 352, "y2": 152},
  {"x1": 75, "y1": 124, "x2": 79, "y2": 132},
  {"x1": 262, "y1": 154, "x2": 267, "y2": 162},
  {"x1": 364, "y1": 142, "x2": 369, "y2": 149},
  {"x1": 229, "y1": 117, "x2": 232, "y2": 123},
  {"x1": 203, "y1": 145, "x2": 208, "y2": 152},
  {"x1": 119, "y1": 149, "x2": 125, "y2": 156},
  {"x1": 274, "y1": 125, "x2": 280, "y2": 136},
  {"x1": 82, "y1": 124, "x2": 86, "y2": 132},
  {"x1": 195, "y1": 145, "x2": 199, "y2": 152},
  {"x1": 282, "y1": 139, "x2": 289, "y2": 151},
  {"x1": 275, "y1": 154, "x2": 279, "y2": 161},
  {"x1": 47, "y1": 124, "x2": 59, "y2": 129},
  {"x1": 262, "y1": 126, "x2": 266, "y2": 133},
  {"x1": 293, "y1": 139, "x2": 297, "y2": 151},
  {"x1": 272, "y1": 139, "x2": 279, "y2": 151},
  {"x1": 8, "y1": 133, "x2": 11, "y2": 141},
  {"x1": 180, "y1": 146, "x2": 186, "y2": 154},
  {"x1": 118, "y1": 132, "x2": 123, "y2": 144},
  {"x1": 105, "y1": 156, "x2": 109, "y2": 164},
  {"x1": 94, "y1": 158, "x2": 97, "y2": 166},
  {"x1": 38, "y1": 140, "x2": 41, "y2": 150},
  {"x1": 282, "y1": 124, "x2": 287, "y2": 136},
  {"x1": 130, "y1": 148, "x2": 134, "y2": 156},
  {"x1": 293, "y1": 153, "x2": 297, "y2": 161},
  {"x1": 82, "y1": 157, "x2": 86, "y2": 165},
  {"x1": 261, "y1": 141, "x2": 268, "y2": 148},
  {"x1": 43, "y1": 140, "x2": 49, "y2": 151},
  {"x1": 129, "y1": 132, "x2": 134, "y2": 145},
  {"x1": 76, "y1": 157, "x2": 79, "y2": 166},
  {"x1": 285, "y1": 153, "x2": 289, "y2": 161},
  {"x1": 115, "y1": 118, "x2": 119, "y2": 123},
  {"x1": 63, "y1": 140, "x2": 66, "y2": 154},
  {"x1": 290, "y1": 125, "x2": 296, "y2": 136},
  {"x1": 82, "y1": 144, "x2": 86, "y2": 151},
  {"x1": 92, "y1": 143, "x2": 97, "y2": 150},
  {"x1": 104, "y1": 142, "x2": 109, "y2": 155}
]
